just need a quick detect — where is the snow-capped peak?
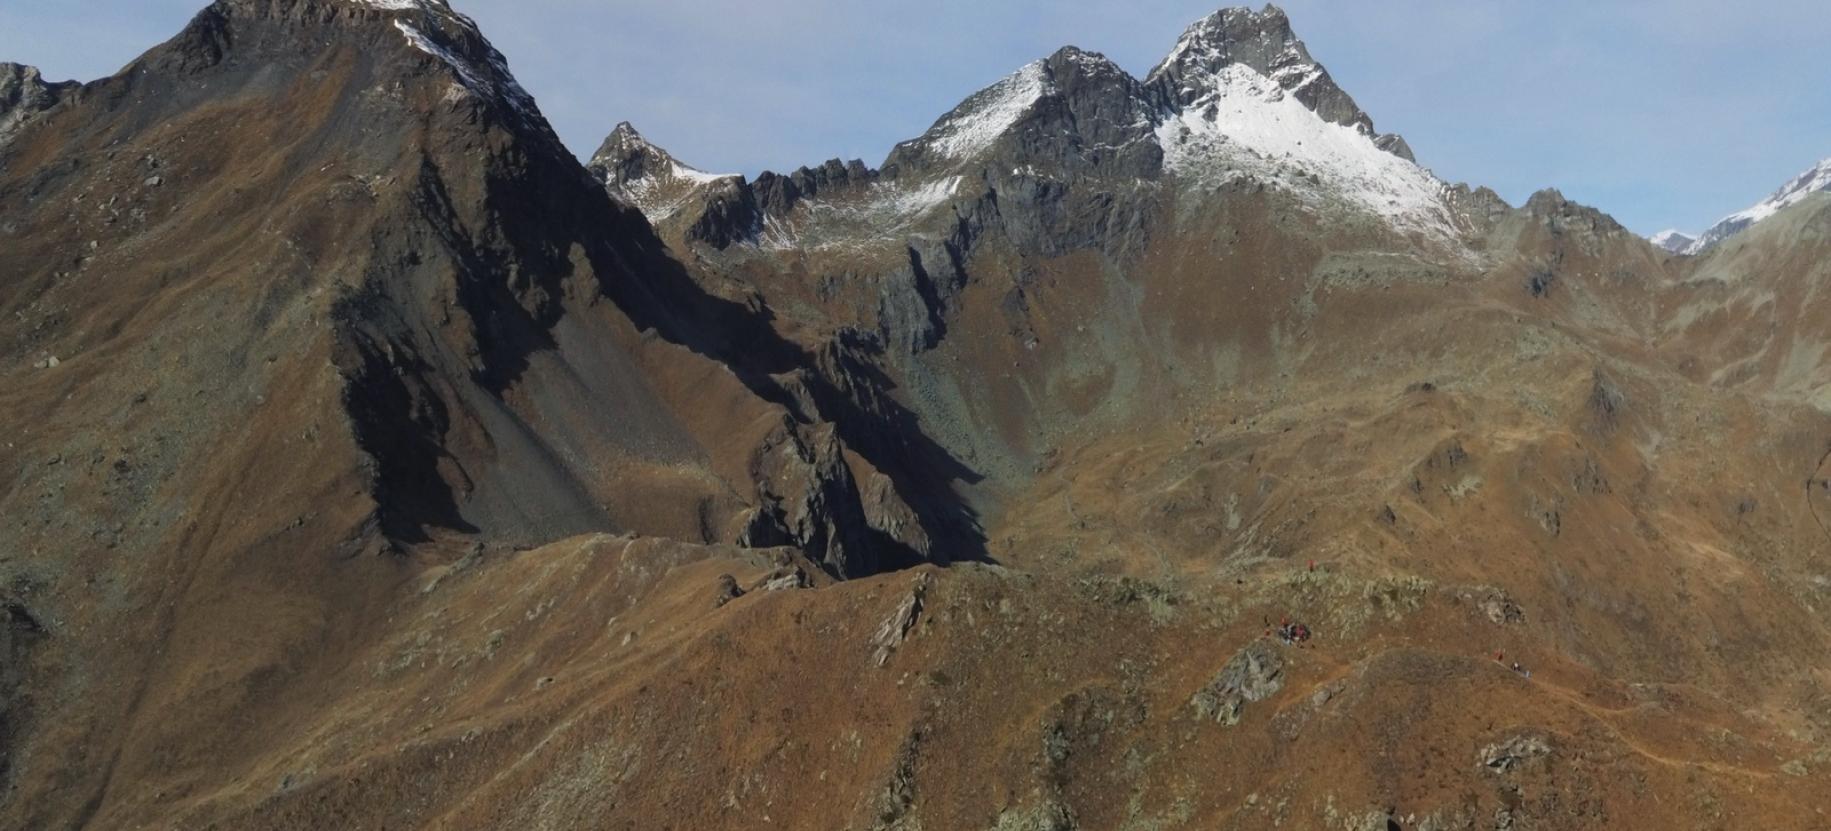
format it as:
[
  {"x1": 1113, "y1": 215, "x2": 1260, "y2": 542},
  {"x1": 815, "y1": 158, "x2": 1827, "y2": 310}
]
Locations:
[
  {"x1": 1648, "y1": 229, "x2": 1695, "y2": 253},
  {"x1": 1684, "y1": 157, "x2": 1831, "y2": 254},
  {"x1": 1147, "y1": 4, "x2": 1392, "y2": 148}
]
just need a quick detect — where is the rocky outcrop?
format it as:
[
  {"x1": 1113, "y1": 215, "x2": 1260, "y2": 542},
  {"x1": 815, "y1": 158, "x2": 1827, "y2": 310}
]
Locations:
[
  {"x1": 740, "y1": 419, "x2": 885, "y2": 579},
  {"x1": 1446, "y1": 183, "x2": 1513, "y2": 231},
  {"x1": 0, "y1": 64, "x2": 76, "y2": 149},
  {"x1": 1479, "y1": 732, "x2": 1553, "y2": 775},
  {"x1": 753, "y1": 157, "x2": 879, "y2": 219},
  {"x1": 869, "y1": 575, "x2": 928, "y2": 666},
  {"x1": 0, "y1": 598, "x2": 48, "y2": 785},
  {"x1": 1191, "y1": 640, "x2": 1285, "y2": 725}
]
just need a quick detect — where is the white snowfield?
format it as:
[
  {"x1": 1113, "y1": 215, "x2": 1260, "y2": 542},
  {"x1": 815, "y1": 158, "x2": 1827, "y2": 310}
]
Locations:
[
  {"x1": 1683, "y1": 158, "x2": 1831, "y2": 254},
  {"x1": 1155, "y1": 63, "x2": 1459, "y2": 241}
]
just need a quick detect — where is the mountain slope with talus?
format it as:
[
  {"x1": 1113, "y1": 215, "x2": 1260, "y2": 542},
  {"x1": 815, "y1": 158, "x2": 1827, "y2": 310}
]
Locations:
[{"x1": 3, "y1": 2, "x2": 1831, "y2": 830}]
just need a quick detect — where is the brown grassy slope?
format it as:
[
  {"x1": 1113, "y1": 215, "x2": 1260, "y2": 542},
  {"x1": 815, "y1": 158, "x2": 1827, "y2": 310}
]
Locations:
[{"x1": 55, "y1": 531, "x2": 1829, "y2": 830}]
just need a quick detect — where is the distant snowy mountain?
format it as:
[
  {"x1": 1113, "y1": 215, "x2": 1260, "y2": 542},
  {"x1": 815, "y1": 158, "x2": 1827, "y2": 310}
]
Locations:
[
  {"x1": 1684, "y1": 158, "x2": 1831, "y2": 254},
  {"x1": 1648, "y1": 229, "x2": 1694, "y2": 253},
  {"x1": 605, "y1": 5, "x2": 1470, "y2": 252}
]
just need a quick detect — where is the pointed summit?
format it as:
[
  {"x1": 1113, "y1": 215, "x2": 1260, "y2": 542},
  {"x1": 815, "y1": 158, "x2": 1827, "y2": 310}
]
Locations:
[
  {"x1": 586, "y1": 123, "x2": 756, "y2": 245},
  {"x1": 1147, "y1": 4, "x2": 1412, "y2": 161},
  {"x1": 586, "y1": 122, "x2": 740, "y2": 215}
]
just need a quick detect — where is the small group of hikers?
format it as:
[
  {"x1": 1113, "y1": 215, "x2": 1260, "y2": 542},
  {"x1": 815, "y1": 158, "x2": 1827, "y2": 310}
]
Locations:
[
  {"x1": 1494, "y1": 651, "x2": 1532, "y2": 679},
  {"x1": 1268, "y1": 615, "x2": 1312, "y2": 646}
]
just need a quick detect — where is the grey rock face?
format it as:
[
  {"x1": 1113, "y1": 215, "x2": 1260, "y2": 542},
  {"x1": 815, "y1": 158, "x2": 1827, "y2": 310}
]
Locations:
[
  {"x1": 684, "y1": 177, "x2": 761, "y2": 249},
  {"x1": 1523, "y1": 188, "x2": 1628, "y2": 242},
  {"x1": 0, "y1": 64, "x2": 77, "y2": 149},
  {"x1": 738, "y1": 418, "x2": 886, "y2": 579},
  {"x1": 1445, "y1": 183, "x2": 1514, "y2": 232},
  {"x1": 753, "y1": 157, "x2": 878, "y2": 219}
]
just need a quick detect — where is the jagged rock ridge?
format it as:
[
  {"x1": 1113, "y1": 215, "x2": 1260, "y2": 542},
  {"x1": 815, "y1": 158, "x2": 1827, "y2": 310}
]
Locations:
[{"x1": 609, "y1": 4, "x2": 1456, "y2": 252}]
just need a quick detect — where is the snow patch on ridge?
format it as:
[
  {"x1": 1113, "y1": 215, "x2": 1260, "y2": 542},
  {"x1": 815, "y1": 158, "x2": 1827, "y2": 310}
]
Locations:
[
  {"x1": 1684, "y1": 158, "x2": 1831, "y2": 254},
  {"x1": 762, "y1": 176, "x2": 965, "y2": 252},
  {"x1": 390, "y1": 19, "x2": 538, "y2": 118},
  {"x1": 1155, "y1": 64, "x2": 1456, "y2": 240},
  {"x1": 917, "y1": 61, "x2": 1050, "y2": 161},
  {"x1": 613, "y1": 159, "x2": 742, "y2": 223}
]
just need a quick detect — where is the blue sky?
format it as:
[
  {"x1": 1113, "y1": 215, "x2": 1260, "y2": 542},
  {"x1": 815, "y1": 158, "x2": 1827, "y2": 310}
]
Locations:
[{"x1": 3, "y1": 1, "x2": 1825, "y2": 235}]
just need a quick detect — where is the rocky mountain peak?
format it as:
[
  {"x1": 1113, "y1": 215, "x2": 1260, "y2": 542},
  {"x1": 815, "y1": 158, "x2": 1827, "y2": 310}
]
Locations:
[
  {"x1": 588, "y1": 121, "x2": 674, "y2": 185},
  {"x1": 1146, "y1": 4, "x2": 1413, "y2": 161}
]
